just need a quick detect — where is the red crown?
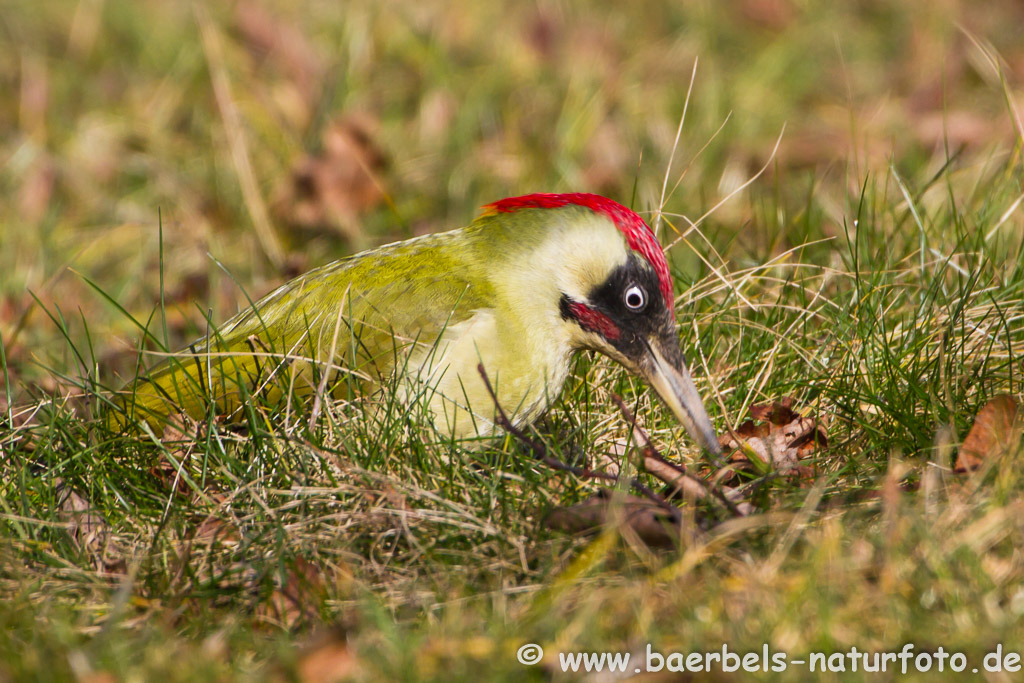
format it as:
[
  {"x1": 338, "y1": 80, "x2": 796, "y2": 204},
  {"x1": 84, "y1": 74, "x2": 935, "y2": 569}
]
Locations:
[{"x1": 483, "y1": 193, "x2": 674, "y2": 317}]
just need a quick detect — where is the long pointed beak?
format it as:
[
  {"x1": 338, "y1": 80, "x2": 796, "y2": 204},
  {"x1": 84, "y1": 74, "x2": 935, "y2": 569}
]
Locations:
[{"x1": 639, "y1": 336, "x2": 722, "y2": 456}]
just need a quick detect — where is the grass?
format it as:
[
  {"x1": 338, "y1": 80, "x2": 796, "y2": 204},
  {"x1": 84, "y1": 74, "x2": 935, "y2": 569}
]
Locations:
[{"x1": 3, "y1": 0, "x2": 1024, "y2": 680}]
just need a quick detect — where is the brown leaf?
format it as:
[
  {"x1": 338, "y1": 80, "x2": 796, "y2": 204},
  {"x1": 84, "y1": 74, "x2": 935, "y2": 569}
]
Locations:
[
  {"x1": 955, "y1": 395, "x2": 1021, "y2": 473},
  {"x1": 739, "y1": 0, "x2": 795, "y2": 30},
  {"x1": 546, "y1": 490, "x2": 684, "y2": 547},
  {"x1": 296, "y1": 627, "x2": 360, "y2": 683},
  {"x1": 275, "y1": 115, "x2": 387, "y2": 242},
  {"x1": 259, "y1": 557, "x2": 326, "y2": 628},
  {"x1": 609, "y1": 399, "x2": 754, "y2": 516},
  {"x1": 719, "y1": 399, "x2": 826, "y2": 481},
  {"x1": 18, "y1": 156, "x2": 55, "y2": 224},
  {"x1": 78, "y1": 673, "x2": 118, "y2": 683},
  {"x1": 749, "y1": 396, "x2": 798, "y2": 425},
  {"x1": 56, "y1": 479, "x2": 126, "y2": 574},
  {"x1": 727, "y1": 418, "x2": 771, "y2": 443}
]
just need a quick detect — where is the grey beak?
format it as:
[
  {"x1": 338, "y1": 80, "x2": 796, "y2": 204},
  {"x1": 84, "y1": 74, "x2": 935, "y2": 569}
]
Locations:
[{"x1": 638, "y1": 336, "x2": 722, "y2": 456}]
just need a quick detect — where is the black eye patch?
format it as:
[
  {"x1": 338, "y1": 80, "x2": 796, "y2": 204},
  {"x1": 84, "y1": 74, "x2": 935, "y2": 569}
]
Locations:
[{"x1": 589, "y1": 254, "x2": 664, "y2": 320}]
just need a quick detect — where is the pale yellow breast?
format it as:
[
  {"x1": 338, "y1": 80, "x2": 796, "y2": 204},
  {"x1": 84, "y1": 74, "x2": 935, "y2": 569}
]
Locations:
[
  {"x1": 398, "y1": 307, "x2": 575, "y2": 439},
  {"x1": 392, "y1": 210, "x2": 631, "y2": 439}
]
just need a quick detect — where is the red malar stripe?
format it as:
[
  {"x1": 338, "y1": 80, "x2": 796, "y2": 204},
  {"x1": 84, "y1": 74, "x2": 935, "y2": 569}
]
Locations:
[{"x1": 568, "y1": 301, "x2": 620, "y2": 340}]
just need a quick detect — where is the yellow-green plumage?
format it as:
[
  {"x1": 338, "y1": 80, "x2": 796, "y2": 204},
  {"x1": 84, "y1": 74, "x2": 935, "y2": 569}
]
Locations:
[{"x1": 116, "y1": 204, "x2": 631, "y2": 437}]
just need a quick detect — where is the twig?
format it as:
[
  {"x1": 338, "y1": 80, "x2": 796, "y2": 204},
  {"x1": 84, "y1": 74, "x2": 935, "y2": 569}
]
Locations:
[
  {"x1": 476, "y1": 364, "x2": 680, "y2": 521},
  {"x1": 611, "y1": 394, "x2": 747, "y2": 517}
]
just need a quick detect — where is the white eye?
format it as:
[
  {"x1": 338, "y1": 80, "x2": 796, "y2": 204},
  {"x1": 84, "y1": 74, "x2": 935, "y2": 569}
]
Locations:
[{"x1": 623, "y1": 284, "x2": 646, "y2": 311}]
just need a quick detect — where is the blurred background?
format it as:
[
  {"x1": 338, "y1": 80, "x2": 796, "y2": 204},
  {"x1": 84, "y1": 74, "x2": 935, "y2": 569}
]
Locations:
[{"x1": 1, "y1": 0, "x2": 1022, "y2": 398}]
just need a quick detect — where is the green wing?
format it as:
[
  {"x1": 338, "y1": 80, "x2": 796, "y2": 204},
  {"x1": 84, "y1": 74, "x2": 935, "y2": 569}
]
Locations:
[{"x1": 113, "y1": 228, "x2": 493, "y2": 431}]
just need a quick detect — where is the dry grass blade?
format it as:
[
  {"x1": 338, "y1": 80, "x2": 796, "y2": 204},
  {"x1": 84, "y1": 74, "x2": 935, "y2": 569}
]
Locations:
[
  {"x1": 4, "y1": 1, "x2": 1024, "y2": 678},
  {"x1": 195, "y1": 4, "x2": 285, "y2": 268},
  {"x1": 652, "y1": 57, "x2": 699, "y2": 238},
  {"x1": 308, "y1": 286, "x2": 350, "y2": 431}
]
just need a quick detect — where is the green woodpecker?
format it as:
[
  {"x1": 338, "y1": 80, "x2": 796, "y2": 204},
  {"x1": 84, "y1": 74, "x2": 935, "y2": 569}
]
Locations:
[{"x1": 116, "y1": 193, "x2": 720, "y2": 454}]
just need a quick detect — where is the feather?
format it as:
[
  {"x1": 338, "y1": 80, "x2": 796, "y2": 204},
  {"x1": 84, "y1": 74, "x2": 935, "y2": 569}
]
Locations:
[{"x1": 111, "y1": 194, "x2": 656, "y2": 438}]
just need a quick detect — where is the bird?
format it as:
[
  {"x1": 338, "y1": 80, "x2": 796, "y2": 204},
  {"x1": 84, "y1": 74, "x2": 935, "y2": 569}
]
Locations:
[{"x1": 113, "y1": 193, "x2": 721, "y2": 455}]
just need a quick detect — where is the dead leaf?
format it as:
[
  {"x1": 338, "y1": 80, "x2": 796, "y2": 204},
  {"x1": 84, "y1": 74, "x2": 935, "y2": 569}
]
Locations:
[
  {"x1": 955, "y1": 394, "x2": 1021, "y2": 473},
  {"x1": 18, "y1": 156, "x2": 55, "y2": 224},
  {"x1": 258, "y1": 557, "x2": 326, "y2": 628},
  {"x1": 296, "y1": 627, "x2": 360, "y2": 683},
  {"x1": 740, "y1": 0, "x2": 795, "y2": 30},
  {"x1": 609, "y1": 395, "x2": 754, "y2": 516},
  {"x1": 546, "y1": 490, "x2": 685, "y2": 547},
  {"x1": 275, "y1": 115, "x2": 387, "y2": 242},
  {"x1": 719, "y1": 399, "x2": 826, "y2": 481},
  {"x1": 748, "y1": 396, "x2": 798, "y2": 424},
  {"x1": 56, "y1": 479, "x2": 126, "y2": 574},
  {"x1": 77, "y1": 673, "x2": 118, "y2": 683}
]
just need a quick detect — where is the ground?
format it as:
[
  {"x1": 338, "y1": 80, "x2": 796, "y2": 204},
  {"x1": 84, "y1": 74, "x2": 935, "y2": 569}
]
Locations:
[{"x1": 1, "y1": 0, "x2": 1024, "y2": 680}]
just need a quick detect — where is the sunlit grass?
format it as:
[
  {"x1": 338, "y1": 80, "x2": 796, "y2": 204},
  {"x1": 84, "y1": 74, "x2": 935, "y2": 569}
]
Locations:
[{"x1": 2, "y1": 0, "x2": 1024, "y2": 680}]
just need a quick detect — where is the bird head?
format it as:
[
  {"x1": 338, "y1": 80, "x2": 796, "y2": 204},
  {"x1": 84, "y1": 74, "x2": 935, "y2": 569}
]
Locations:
[{"x1": 483, "y1": 193, "x2": 722, "y2": 456}]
